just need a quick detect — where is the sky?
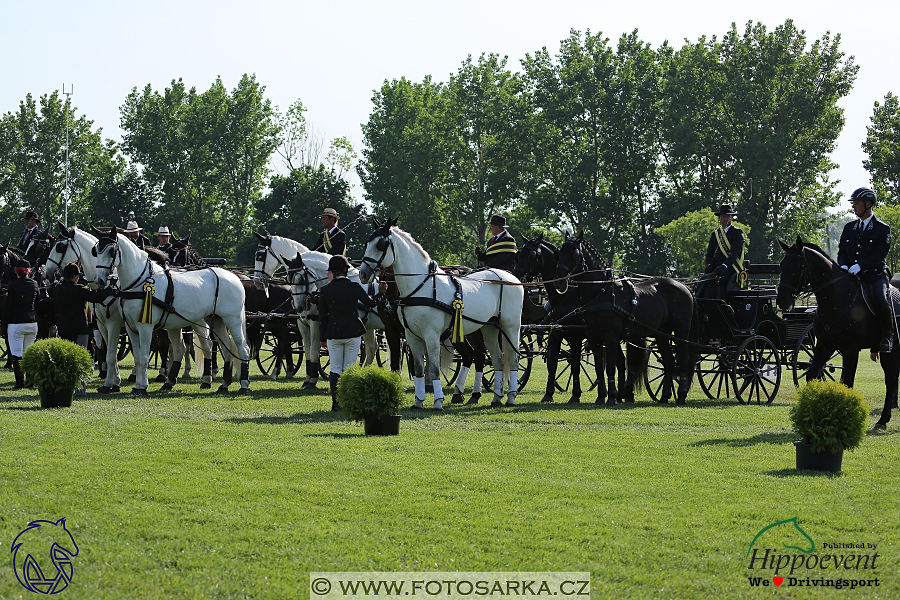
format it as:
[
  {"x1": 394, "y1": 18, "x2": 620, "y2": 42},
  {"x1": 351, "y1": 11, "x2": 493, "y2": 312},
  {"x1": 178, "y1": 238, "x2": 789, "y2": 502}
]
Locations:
[{"x1": 3, "y1": 0, "x2": 898, "y2": 211}]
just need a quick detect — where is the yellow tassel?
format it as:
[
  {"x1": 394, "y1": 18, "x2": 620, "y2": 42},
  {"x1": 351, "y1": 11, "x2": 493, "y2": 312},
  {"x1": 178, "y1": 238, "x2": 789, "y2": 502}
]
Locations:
[
  {"x1": 86, "y1": 301, "x2": 93, "y2": 324},
  {"x1": 140, "y1": 282, "x2": 155, "y2": 324},
  {"x1": 451, "y1": 299, "x2": 465, "y2": 344}
]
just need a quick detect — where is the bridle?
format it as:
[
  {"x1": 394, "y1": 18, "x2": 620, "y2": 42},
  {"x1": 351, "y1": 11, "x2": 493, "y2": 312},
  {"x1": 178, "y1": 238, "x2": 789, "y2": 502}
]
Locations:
[
  {"x1": 254, "y1": 244, "x2": 283, "y2": 284},
  {"x1": 512, "y1": 240, "x2": 544, "y2": 283},
  {"x1": 360, "y1": 231, "x2": 394, "y2": 277},
  {"x1": 286, "y1": 261, "x2": 328, "y2": 312},
  {"x1": 93, "y1": 239, "x2": 152, "y2": 291},
  {"x1": 777, "y1": 252, "x2": 811, "y2": 298},
  {"x1": 45, "y1": 237, "x2": 84, "y2": 272}
]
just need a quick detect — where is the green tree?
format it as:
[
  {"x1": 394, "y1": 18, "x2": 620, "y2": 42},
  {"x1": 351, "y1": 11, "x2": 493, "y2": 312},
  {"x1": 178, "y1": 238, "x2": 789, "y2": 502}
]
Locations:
[
  {"x1": 655, "y1": 208, "x2": 752, "y2": 277},
  {"x1": 0, "y1": 91, "x2": 112, "y2": 242},
  {"x1": 358, "y1": 76, "x2": 462, "y2": 262},
  {"x1": 662, "y1": 20, "x2": 857, "y2": 262},
  {"x1": 863, "y1": 92, "x2": 900, "y2": 204}
]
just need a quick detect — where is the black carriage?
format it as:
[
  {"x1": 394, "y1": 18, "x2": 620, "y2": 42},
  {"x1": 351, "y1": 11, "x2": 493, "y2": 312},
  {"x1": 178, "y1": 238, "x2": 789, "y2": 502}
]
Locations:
[{"x1": 644, "y1": 264, "x2": 837, "y2": 404}]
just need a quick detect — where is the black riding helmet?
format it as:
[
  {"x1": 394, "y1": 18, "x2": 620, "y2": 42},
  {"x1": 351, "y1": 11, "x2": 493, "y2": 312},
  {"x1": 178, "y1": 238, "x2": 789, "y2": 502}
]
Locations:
[{"x1": 849, "y1": 187, "x2": 877, "y2": 205}]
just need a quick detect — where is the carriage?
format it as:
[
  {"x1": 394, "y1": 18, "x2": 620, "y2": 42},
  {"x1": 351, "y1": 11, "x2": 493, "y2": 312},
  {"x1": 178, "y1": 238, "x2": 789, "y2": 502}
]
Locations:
[{"x1": 643, "y1": 263, "x2": 838, "y2": 405}]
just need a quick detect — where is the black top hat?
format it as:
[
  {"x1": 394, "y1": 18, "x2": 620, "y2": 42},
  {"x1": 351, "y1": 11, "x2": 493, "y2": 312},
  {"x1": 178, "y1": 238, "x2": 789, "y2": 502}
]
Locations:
[
  {"x1": 489, "y1": 214, "x2": 508, "y2": 228},
  {"x1": 24, "y1": 210, "x2": 41, "y2": 223},
  {"x1": 714, "y1": 204, "x2": 737, "y2": 216},
  {"x1": 328, "y1": 254, "x2": 351, "y2": 273}
]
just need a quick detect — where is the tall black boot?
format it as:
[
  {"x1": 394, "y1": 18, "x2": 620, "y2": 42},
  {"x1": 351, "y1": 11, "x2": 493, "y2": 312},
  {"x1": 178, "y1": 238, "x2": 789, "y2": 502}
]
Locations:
[
  {"x1": 12, "y1": 357, "x2": 25, "y2": 389},
  {"x1": 329, "y1": 372, "x2": 340, "y2": 411}
]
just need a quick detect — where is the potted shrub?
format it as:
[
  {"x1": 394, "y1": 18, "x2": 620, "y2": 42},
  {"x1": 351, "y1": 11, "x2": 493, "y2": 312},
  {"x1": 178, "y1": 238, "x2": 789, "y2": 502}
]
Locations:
[
  {"x1": 337, "y1": 365, "x2": 404, "y2": 435},
  {"x1": 21, "y1": 338, "x2": 94, "y2": 409},
  {"x1": 790, "y1": 380, "x2": 868, "y2": 472}
]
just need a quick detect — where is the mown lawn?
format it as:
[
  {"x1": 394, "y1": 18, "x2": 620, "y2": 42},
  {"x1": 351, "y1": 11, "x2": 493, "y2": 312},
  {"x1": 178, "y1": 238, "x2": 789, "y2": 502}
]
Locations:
[{"x1": 1, "y1": 351, "x2": 898, "y2": 599}]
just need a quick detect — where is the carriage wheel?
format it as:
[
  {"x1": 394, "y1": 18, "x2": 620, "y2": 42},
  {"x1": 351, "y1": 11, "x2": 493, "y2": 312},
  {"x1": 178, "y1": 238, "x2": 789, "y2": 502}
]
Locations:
[
  {"x1": 550, "y1": 336, "x2": 596, "y2": 394},
  {"x1": 695, "y1": 349, "x2": 733, "y2": 400},
  {"x1": 117, "y1": 331, "x2": 131, "y2": 360},
  {"x1": 642, "y1": 339, "x2": 668, "y2": 402},
  {"x1": 255, "y1": 328, "x2": 303, "y2": 378},
  {"x1": 0, "y1": 335, "x2": 9, "y2": 365},
  {"x1": 731, "y1": 335, "x2": 781, "y2": 405},
  {"x1": 791, "y1": 323, "x2": 842, "y2": 387}
]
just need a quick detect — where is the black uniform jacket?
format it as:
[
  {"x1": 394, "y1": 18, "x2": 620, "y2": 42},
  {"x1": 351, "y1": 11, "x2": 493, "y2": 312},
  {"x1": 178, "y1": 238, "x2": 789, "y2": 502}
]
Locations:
[
  {"x1": 312, "y1": 227, "x2": 346, "y2": 256},
  {"x1": 17, "y1": 226, "x2": 44, "y2": 253},
  {"x1": 484, "y1": 230, "x2": 517, "y2": 271},
  {"x1": 318, "y1": 277, "x2": 376, "y2": 341},
  {"x1": 837, "y1": 216, "x2": 892, "y2": 283},
  {"x1": 50, "y1": 281, "x2": 115, "y2": 338},
  {"x1": 3, "y1": 277, "x2": 39, "y2": 326},
  {"x1": 704, "y1": 225, "x2": 745, "y2": 273}
]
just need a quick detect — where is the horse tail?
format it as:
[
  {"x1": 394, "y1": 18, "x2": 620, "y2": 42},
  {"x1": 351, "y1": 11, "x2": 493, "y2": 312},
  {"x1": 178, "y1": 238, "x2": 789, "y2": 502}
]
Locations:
[{"x1": 629, "y1": 341, "x2": 648, "y2": 394}]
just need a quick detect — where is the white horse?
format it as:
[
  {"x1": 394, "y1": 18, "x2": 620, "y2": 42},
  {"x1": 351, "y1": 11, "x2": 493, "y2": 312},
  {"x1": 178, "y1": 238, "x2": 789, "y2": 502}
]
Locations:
[
  {"x1": 252, "y1": 233, "x2": 380, "y2": 387},
  {"x1": 93, "y1": 227, "x2": 250, "y2": 394},
  {"x1": 44, "y1": 224, "x2": 130, "y2": 392},
  {"x1": 358, "y1": 217, "x2": 523, "y2": 410}
]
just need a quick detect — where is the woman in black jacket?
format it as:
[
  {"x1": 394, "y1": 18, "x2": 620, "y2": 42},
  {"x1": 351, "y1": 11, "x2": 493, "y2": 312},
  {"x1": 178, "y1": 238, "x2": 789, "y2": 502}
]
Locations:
[
  {"x1": 318, "y1": 254, "x2": 383, "y2": 411},
  {"x1": 3, "y1": 259, "x2": 39, "y2": 389}
]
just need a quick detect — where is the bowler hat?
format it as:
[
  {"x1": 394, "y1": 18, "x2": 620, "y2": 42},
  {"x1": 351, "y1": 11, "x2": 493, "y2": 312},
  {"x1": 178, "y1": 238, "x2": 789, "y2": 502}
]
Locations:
[
  {"x1": 24, "y1": 210, "x2": 41, "y2": 223},
  {"x1": 489, "y1": 214, "x2": 508, "y2": 228},
  {"x1": 714, "y1": 204, "x2": 737, "y2": 216},
  {"x1": 320, "y1": 208, "x2": 340, "y2": 219},
  {"x1": 328, "y1": 254, "x2": 351, "y2": 273}
]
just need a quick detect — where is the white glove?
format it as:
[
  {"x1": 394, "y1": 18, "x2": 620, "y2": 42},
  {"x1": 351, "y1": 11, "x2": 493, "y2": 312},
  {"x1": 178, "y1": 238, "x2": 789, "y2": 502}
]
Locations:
[
  {"x1": 848, "y1": 264, "x2": 861, "y2": 275},
  {"x1": 840, "y1": 264, "x2": 849, "y2": 271}
]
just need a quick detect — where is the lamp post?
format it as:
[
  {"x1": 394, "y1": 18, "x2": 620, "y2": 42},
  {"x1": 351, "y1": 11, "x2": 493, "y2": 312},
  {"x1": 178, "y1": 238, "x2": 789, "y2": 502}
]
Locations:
[{"x1": 62, "y1": 83, "x2": 73, "y2": 226}]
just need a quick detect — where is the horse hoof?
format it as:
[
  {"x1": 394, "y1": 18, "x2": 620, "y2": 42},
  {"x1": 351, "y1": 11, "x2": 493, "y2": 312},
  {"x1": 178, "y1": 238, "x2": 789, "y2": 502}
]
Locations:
[
  {"x1": 302, "y1": 381, "x2": 318, "y2": 389},
  {"x1": 160, "y1": 383, "x2": 174, "y2": 391},
  {"x1": 237, "y1": 387, "x2": 251, "y2": 396},
  {"x1": 154, "y1": 374, "x2": 168, "y2": 383},
  {"x1": 217, "y1": 384, "x2": 230, "y2": 393},
  {"x1": 450, "y1": 393, "x2": 464, "y2": 404},
  {"x1": 130, "y1": 387, "x2": 149, "y2": 396},
  {"x1": 97, "y1": 385, "x2": 119, "y2": 394},
  {"x1": 568, "y1": 396, "x2": 581, "y2": 404},
  {"x1": 873, "y1": 422, "x2": 888, "y2": 431},
  {"x1": 675, "y1": 399, "x2": 687, "y2": 406},
  {"x1": 540, "y1": 395, "x2": 554, "y2": 403},
  {"x1": 490, "y1": 401, "x2": 503, "y2": 408},
  {"x1": 605, "y1": 399, "x2": 619, "y2": 407},
  {"x1": 432, "y1": 405, "x2": 444, "y2": 412},
  {"x1": 410, "y1": 404, "x2": 424, "y2": 410},
  {"x1": 504, "y1": 401, "x2": 517, "y2": 407},
  {"x1": 200, "y1": 382, "x2": 212, "y2": 390}
]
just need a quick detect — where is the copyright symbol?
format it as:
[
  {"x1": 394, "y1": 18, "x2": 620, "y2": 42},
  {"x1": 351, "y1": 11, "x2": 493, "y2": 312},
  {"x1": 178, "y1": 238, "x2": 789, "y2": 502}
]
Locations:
[{"x1": 311, "y1": 577, "x2": 332, "y2": 595}]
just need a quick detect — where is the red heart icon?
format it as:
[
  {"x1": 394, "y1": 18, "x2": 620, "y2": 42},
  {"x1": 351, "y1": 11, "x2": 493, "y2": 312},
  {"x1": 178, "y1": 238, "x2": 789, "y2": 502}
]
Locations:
[{"x1": 773, "y1": 577, "x2": 783, "y2": 586}]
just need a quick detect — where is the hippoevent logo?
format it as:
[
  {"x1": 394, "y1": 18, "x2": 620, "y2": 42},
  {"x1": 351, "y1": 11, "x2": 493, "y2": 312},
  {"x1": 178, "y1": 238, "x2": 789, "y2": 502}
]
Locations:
[
  {"x1": 746, "y1": 517, "x2": 880, "y2": 590},
  {"x1": 10, "y1": 518, "x2": 79, "y2": 594}
]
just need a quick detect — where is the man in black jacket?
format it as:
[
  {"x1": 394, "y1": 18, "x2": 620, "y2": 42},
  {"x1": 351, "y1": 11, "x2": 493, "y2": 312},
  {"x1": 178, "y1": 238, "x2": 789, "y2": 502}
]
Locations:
[
  {"x1": 696, "y1": 204, "x2": 746, "y2": 299},
  {"x1": 837, "y1": 187, "x2": 895, "y2": 352},
  {"x1": 475, "y1": 214, "x2": 517, "y2": 271},
  {"x1": 318, "y1": 255, "x2": 380, "y2": 410},
  {"x1": 17, "y1": 210, "x2": 44, "y2": 255},
  {"x1": 312, "y1": 208, "x2": 346, "y2": 256}
]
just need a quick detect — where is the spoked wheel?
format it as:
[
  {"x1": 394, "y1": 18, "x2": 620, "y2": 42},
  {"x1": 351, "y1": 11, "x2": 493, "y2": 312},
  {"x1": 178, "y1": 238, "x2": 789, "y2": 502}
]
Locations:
[
  {"x1": 792, "y1": 323, "x2": 842, "y2": 387},
  {"x1": 117, "y1": 331, "x2": 131, "y2": 360},
  {"x1": 696, "y1": 347, "x2": 733, "y2": 400},
  {"x1": 643, "y1": 339, "x2": 671, "y2": 402},
  {"x1": 482, "y1": 329, "x2": 536, "y2": 393},
  {"x1": 550, "y1": 336, "x2": 596, "y2": 394},
  {"x1": 731, "y1": 335, "x2": 781, "y2": 405},
  {"x1": 256, "y1": 329, "x2": 303, "y2": 378}
]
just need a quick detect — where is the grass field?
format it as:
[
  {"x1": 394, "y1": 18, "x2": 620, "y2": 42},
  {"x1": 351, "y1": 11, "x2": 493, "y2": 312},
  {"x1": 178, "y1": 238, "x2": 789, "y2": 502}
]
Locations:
[{"x1": 1, "y1": 350, "x2": 898, "y2": 599}]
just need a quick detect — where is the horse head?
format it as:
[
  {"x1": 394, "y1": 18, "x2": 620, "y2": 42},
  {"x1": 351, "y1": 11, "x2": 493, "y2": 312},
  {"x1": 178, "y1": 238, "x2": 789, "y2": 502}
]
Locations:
[
  {"x1": 360, "y1": 216, "x2": 398, "y2": 284},
  {"x1": 11, "y1": 518, "x2": 80, "y2": 594},
  {"x1": 556, "y1": 231, "x2": 585, "y2": 280},
  {"x1": 512, "y1": 232, "x2": 548, "y2": 282},
  {"x1": 91, "y1": 225, "x2": 119, "y2": 287}
]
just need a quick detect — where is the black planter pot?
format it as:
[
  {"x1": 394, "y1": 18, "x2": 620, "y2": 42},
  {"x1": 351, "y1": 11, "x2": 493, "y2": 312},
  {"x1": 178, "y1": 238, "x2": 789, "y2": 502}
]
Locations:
[
  {"x1": 794, "y1": 441, "x2": 843, "y2": 472},
  {"x1": 363, "y1": 414, "x2": 401, "y2": 436},
  {"x1": 39, "y1": 387, "x2": 76, "y2": 409}
]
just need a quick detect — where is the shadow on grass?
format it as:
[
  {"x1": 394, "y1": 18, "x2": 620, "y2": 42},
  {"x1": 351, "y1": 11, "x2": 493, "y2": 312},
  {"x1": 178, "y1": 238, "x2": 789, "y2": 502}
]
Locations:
[
  {"x1": 0, "y1": 405, "x2": 44, "y2": 411},
  {"x1": 764, "y1": 468, "x2": 844, "y2": 478},
  {"x1": 690, "y1": 431, "x2": 796, "y2": 447}
]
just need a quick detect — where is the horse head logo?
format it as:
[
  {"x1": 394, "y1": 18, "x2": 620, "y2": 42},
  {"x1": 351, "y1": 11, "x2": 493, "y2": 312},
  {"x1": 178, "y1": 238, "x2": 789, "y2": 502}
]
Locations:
[
  {"x1": 747, "y1": 517, "x2": 815, "y2": 558},
  {"x1": 11, "y1": 518, "x2": 80, "y2": 594}
]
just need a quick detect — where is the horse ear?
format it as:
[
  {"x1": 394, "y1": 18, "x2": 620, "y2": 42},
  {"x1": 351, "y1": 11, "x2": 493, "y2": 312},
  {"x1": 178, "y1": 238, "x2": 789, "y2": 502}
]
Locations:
[
  {"x1": 537, "y1": 232, "x2": 544, "y2": 243},
  {"x1": 794, "y1": 235, "x2": 804, "y2": 249},
  {"x1": 185, "y1": 232, "x2": 191, "y2": 243},
  {"x1": 520, "y1": 233, "x2": 528, "y2": 244},
  {"x1": 576, "y1": 231, "x2": 584, "y2": 241},
  {"x1": 109, "y1": 225, "x2": 118, "y2": 240},
  {"x1": 254, "y1": 231, "x2": 266, "y2": 242},
  {"x1": 90, "y1": 225, "x2": 104, "y2": 236},
  {"x1": 778, "y1": 238, "x2": 792, "y2": 252},
  {"x1": 372, "y1": 216, "x2": 383, "y2": 228}
]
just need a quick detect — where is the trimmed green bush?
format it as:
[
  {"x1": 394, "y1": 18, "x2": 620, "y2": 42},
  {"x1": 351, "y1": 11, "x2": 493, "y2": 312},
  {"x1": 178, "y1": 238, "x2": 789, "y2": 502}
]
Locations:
[
  {"x1": 22, "y1": 338, "x2": 94, "y2": 391},
  {"x1": 790, "y1": 380, "x2": 868, "y2": 454},
  {"x1": 337, "y1": 365, "x2": 404, "y2": 422}
]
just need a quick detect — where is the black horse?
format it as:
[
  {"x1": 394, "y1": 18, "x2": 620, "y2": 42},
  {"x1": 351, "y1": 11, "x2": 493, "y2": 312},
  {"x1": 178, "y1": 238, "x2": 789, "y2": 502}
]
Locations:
[
  {"x1": 512, "y1": 233, "x2": 611, "y2": 404},
  {"x1": 556, "y1": 232, "x2": 697, "y2": 405},
  {"x1": 777, "y1": 237, "x2": 899, "y2": 429}
]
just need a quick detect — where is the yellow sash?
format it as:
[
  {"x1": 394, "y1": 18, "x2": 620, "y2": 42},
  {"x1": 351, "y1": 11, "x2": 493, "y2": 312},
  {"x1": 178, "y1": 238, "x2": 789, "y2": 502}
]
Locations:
[
  {"x1": 323, "y1": 228, "x2": 332, "y2": 253},
  {"x1": 714, "y1": 227, "x2": 747, "y2": 288},
  {"x1": 485, "y1": 241, "x2": 517, "y2": 256}
]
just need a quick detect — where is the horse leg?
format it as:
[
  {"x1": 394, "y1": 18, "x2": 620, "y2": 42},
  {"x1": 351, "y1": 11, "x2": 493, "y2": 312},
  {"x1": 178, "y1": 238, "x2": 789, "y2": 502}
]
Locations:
[
  {"x1": 873, "y1": 351, "x2": 898, "y2": 429},
  {"x1": 220, "y1": 314, "x2": 251, "y2": 394},
  {"x1": 99, "y1": 319, "x2": 123, "y2": 393},
  {"x1": 154, "y1": 330, "x2": 169, "y2": 383},
  {"x1": 424, "y1": 335, "x2": 446, "y2": 411},
  {"x1": 387, "y1": 324, "x2": 402, "y2": 373},
  {"x1": 450, "y1": 339, "x2": 472, "y2": 404},
  {"x1": 480, "y1": 325, "x2": 506, "y2": 407},
  {"x1": 839, "y1": 347, "x2": 859, "y2": 389},
  {"x1": 542, "y1": 329, "x2": 562, "y2": 403},
  {"x1": 161, "y1": 328, "x2": 187, "y2": 391},
  {"x1": 464, "y1": 330, "x2": 486, "y2": 404},
  {"x1": 406, "y1": 333, "x2": 428, "y2": 409},
  {"x1": 362, "y1": 329, "x2": 377, "y2": 367},
  {"x1": 502, "y1": 326, "x2": 520, "y2": 406},
  {"x1": 194, "y1": 322, "x2": 213, "y2": 390},
  {"x1": 568, "y1": 335, "x2": 583, "y2": 404},
  {"x1": 182, "y1": 329, "x2": 194, "y2": 378},
  {"x1": 130, "y1": 325, "x2": 152, "y2": 395},
  {"x1": 302, "y1": 320, "x2": 321, "y2": 389}
]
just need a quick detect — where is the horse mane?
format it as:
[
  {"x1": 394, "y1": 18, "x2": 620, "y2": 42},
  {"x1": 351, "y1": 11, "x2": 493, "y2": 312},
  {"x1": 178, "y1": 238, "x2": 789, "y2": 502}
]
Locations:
[
  {"x1": 144, "y1": 247, "x2": 169, "y2": 265},
  {"x1": 390, "y1": 226, "x2": 432, "y2": 264},
  {"x1": 579, "y1": 237, "x2": 610, "y2": 272}
]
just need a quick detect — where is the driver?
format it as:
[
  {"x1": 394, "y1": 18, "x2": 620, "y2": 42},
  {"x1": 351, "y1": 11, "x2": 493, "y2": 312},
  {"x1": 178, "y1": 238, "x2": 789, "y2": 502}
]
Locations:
[{"x1": 837, "y1": 187, "x2": 894, "y2": 352}]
